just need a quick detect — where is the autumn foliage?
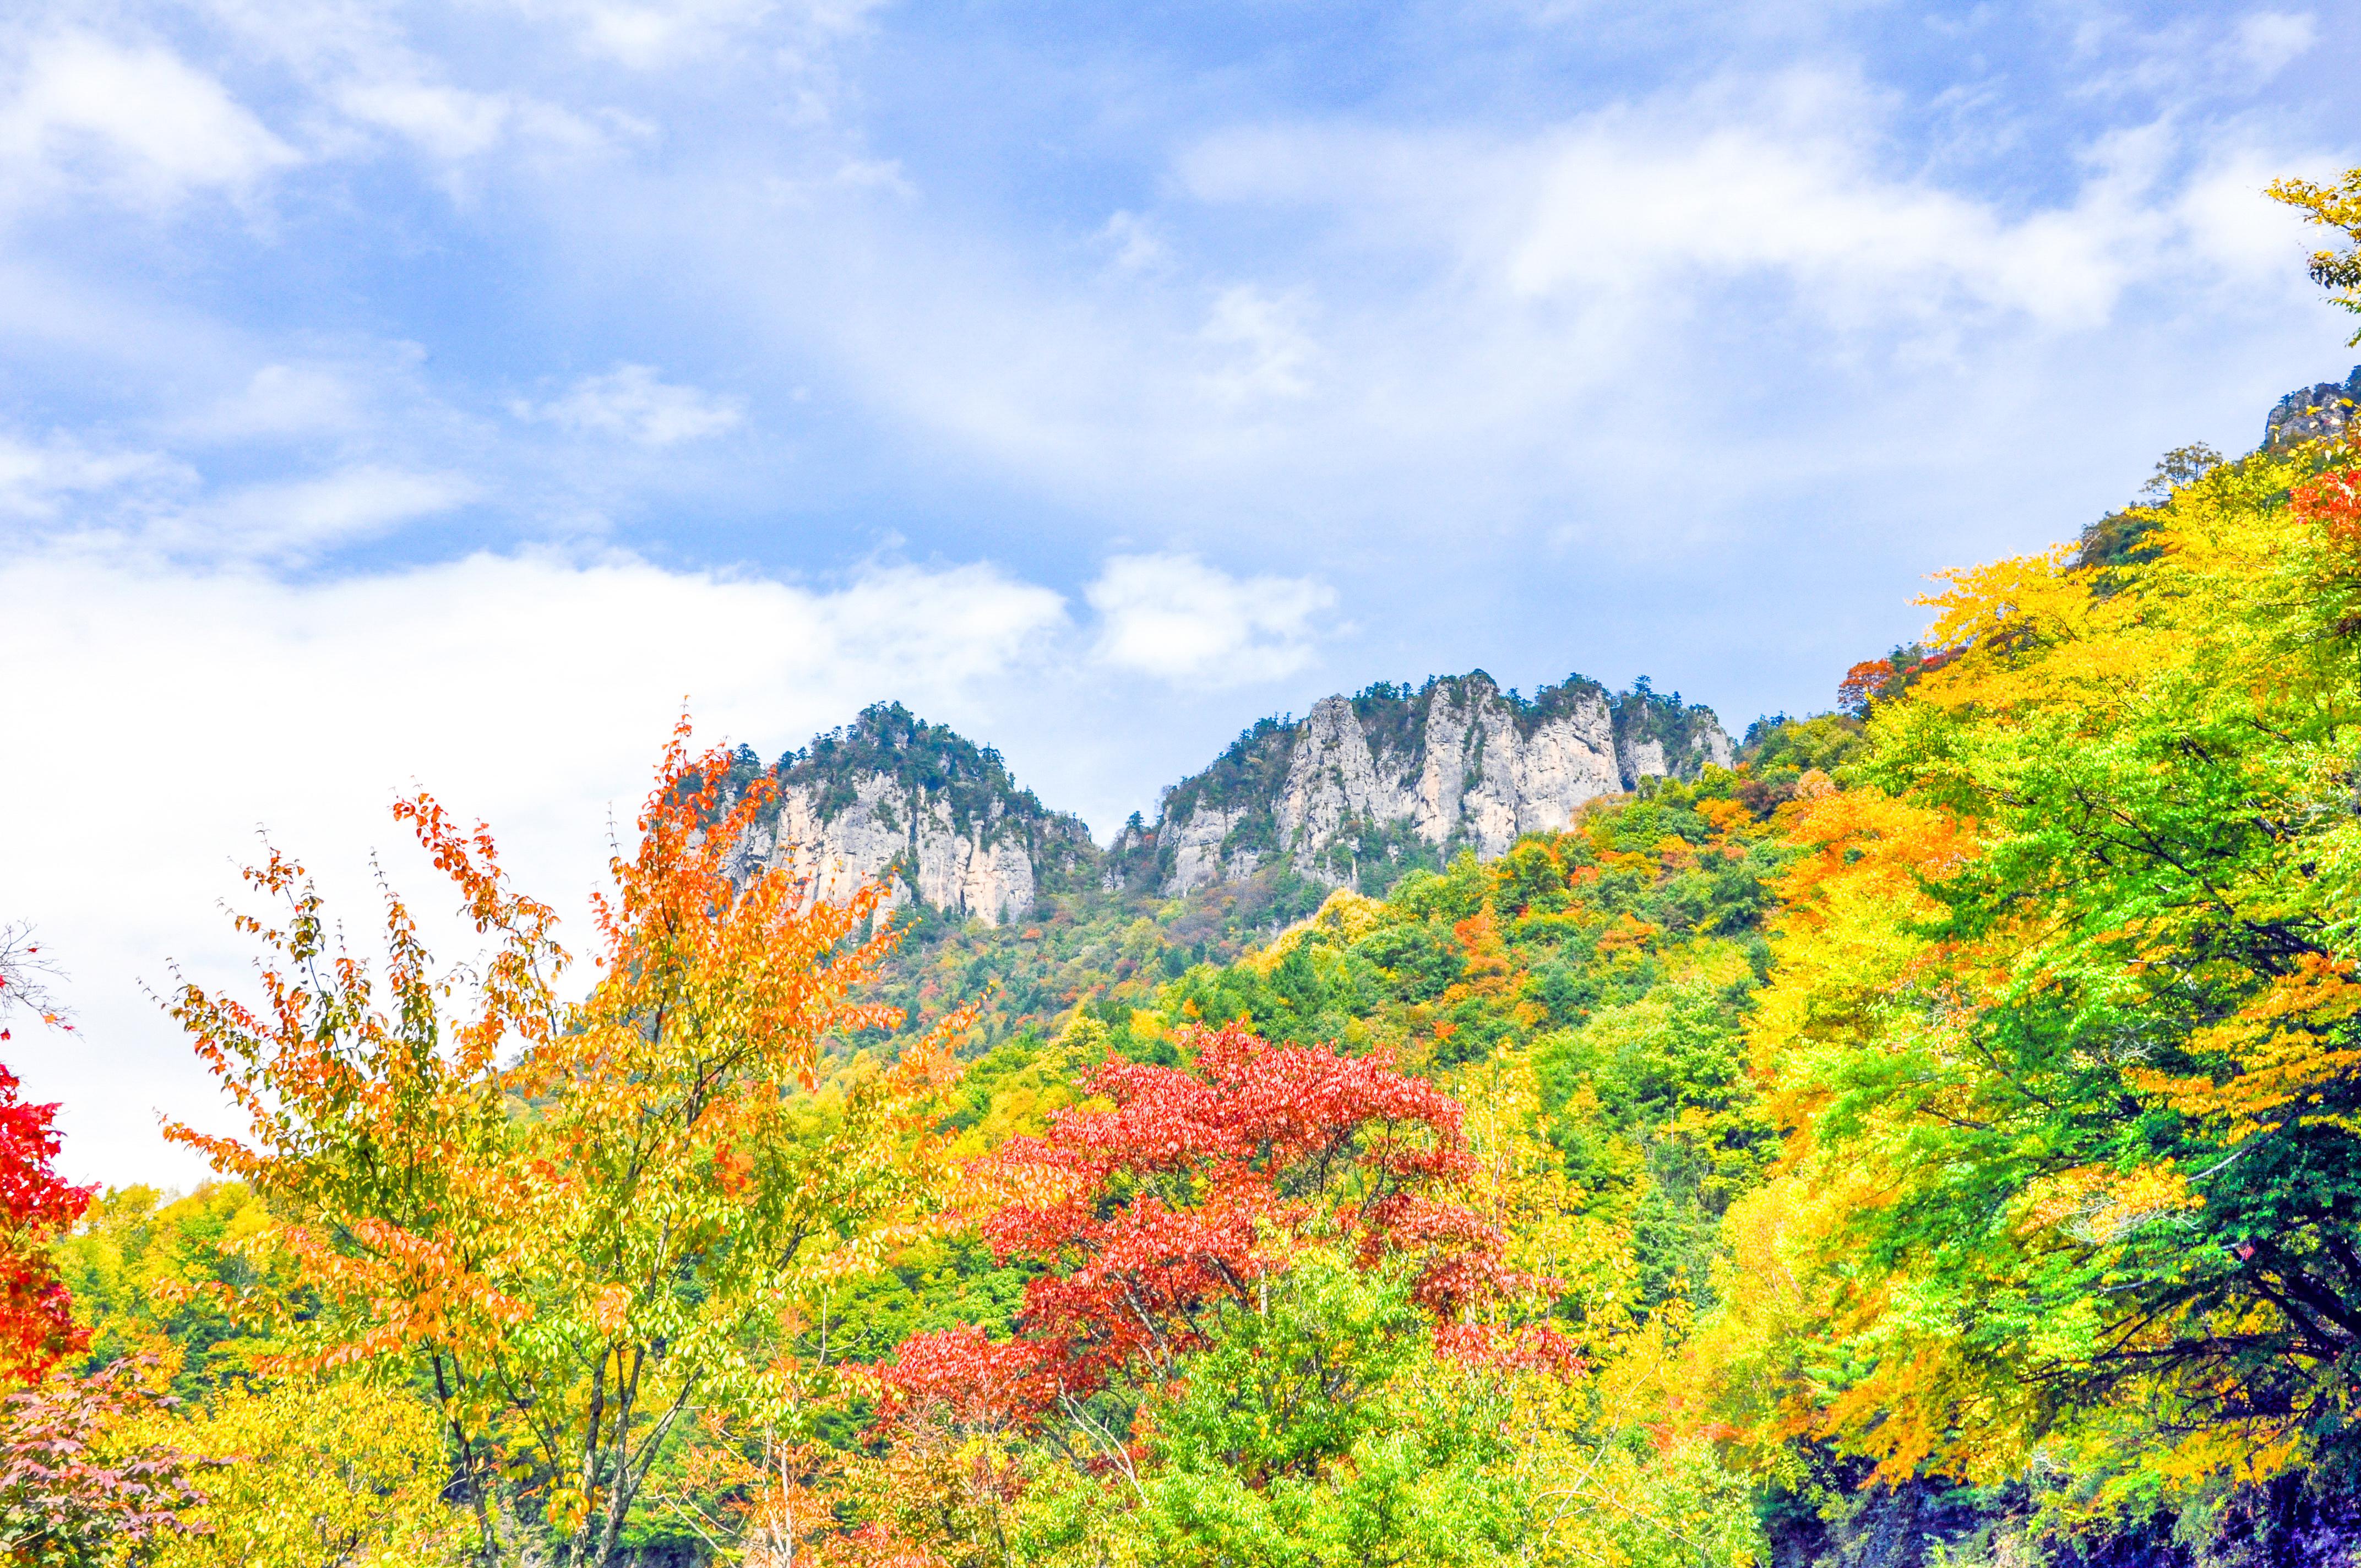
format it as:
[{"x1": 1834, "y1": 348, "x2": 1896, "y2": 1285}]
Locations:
[
  {"x1": 24, "y1": 172, "x2": 2361, "y2": 1564},
  {"x1": 811, "y1": 1030, "x2": 1587, "y2": 1565},
  {"x1": 1832, "y1": 642, "x2": 1960, "y2": 718},
  {"x1": 0, "y1": 933, "x2": 94, "y2": 1391},
  {"x1": 1733, "y1": 420, "x2": 2361, "y2": 1500},
  {"x1": 160, "y1": 721, "x2": 966, "y2": 1568},
  {"x1": 879, "y1": 1028, "x2": 1556, "y2": 1430},
  {"x1": 0, "y1": 1071, "x2": 91, "y2": 1391}
]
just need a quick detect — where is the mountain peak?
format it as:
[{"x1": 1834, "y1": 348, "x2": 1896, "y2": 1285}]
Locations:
[
  {"x1": 737, "y1": 702, "x2": 1094, "y2": 925},
  {"x1": 1110, "y1": 671, "x2": 1732, "y2": 899},
  {"x1": 735, "y1": 669, "x2": 1734, "y2": 929}
]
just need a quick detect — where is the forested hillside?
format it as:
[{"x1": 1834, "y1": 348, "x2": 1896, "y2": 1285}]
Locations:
[{"x1": 3, "y1": 171, "x2": 2360, "y2": 1567}]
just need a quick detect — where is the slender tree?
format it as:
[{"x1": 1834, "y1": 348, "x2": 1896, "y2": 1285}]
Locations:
[{"x1": 167, "y1": 723, "x2": 966, "y2": 1566}]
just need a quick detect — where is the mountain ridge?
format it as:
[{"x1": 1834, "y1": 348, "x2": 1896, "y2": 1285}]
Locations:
[
  {"x1": 1103, "y1": 670, "x2": 1730, "y2": 899},
  {"x1": 723, "y1": 364, "x2": 2352, "y2": 934},
  {"x1": 722, "y1": 703, "x2": 1097, "y2": 925},
  {"x1": 730, "y1": 669, "x2": 1731, "y2": 928}
]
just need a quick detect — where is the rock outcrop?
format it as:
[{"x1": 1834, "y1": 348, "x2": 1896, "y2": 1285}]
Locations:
[
  {"x1": 733, "y1": 676, "x2": 1732, "y2": 923},
  {"x1": 2264, "y1": 366, "x2": 2361, "y2": 449},
  {"x1": 731, "y1": 704, "x2": 1095, "y2": 926},
  {"x1": 1107, "y1": 672, "x2": 1732, "y2": 897}
]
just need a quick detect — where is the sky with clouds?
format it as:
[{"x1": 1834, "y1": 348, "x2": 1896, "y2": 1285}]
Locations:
[{"x1": 3, "y1": 0, "x2": 2356, "y2": 1183}]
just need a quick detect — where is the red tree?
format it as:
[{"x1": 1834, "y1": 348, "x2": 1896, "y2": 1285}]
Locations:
[
  {"x1": 0, "y1": 936, "x2": 183, "y2": 1564},
  {"x1": 0, "y1": 929, "x2": 93, "y2": 1385},
  {"x1": 2293, "y1": 461, "x2": 2361, "y2": 549},
  {"x1": 0, "y1": 1071, "x2": 89, "y2": 1387},
  {"x1": 877, "y1": 1026, "x2": 1554, "y2": 1430}
]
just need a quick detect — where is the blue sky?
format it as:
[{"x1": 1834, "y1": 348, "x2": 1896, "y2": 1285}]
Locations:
[{"x1": 3, "y1": 0, "x2": 2355, "y2": 1181}]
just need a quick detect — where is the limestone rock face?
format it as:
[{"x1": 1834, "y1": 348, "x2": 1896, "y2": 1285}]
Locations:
[
  {"x1": 749, "y1": 778, "x2": 1039, "y2": 924},
  {"x1": 732, "y1": 704, "x2": 1092, "y2": 927},
  {"x1": 743, "y1": 674, "x2": 1735, "y2": 922},
  {"x1": 2264, "y1": 367, "x2": 2361, "y2": 449},
  {"x1": 1114, "y1": 672, "x2": 1732, "y2": 897},
  {"x1": 1163, "y1": 801, "x2": 1255, "y2": 895}
]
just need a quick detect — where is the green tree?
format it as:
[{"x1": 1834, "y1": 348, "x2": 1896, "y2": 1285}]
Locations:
[{"x1": 1734, "y1": 429, "x2": 2361, "y2": 1495}]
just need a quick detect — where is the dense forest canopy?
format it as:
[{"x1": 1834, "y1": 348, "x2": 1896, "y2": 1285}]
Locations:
[{"x1": 3, "y1": 171, "x2": 2361, "y2": 1566}]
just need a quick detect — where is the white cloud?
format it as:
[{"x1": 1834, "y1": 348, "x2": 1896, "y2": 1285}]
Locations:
[
  {"x1": 0, "y1": 31, "x2": 298, "y2": 208},
  {"x1": 195, "y1": 465, "x2": 479, "y2": 557},
  {"x1": 1177, "y1": 72, "x2": 2309, "y2": 339},
  {"x1": 2171, "y1": 145, "x2": 2335, "y2": 277},
  {"x1": 835, "y1": 157, "x2": 915, "y2": 196},
  {"x1": 333, "y1": 78, "x2": 602, "y2": 162},
  {"x1": 2233, "y1": 12, "x2": 2316, "y2": 76},
  {"x1": 1552, "y1": 105, "x2": 2161, "y2": 328},
  {"x1": 1097, "y1": 210, "x2": 1168, "y2": 273},
  {"x1": 1086, "y1": 553, "x2": 1334, "y2": 683},
  {"x1": 0, "y1": 382, "x2": 485, "y2": 560},
  {"x1": 337, "y1": 79, "x2": 516, "y2": 161},
  {"x1": 0, "y1": 541, "x2": 1069, "y2": 1186},
  {"x1": 498, "y1": 0, "x2": 882, "y2": 69},
  {"x1": 726, "y1": 68, "x2": 2343, "y2": 537},
  {"x1": 578, "y1": 0, "x2": 769, "y2": 67},
  {"x1": 159, "y1": 0, "x2": 603, "y2": 169},
  {"x1": 175, "y1": 362, "x2": 368, "y2": 440},
  {"x1": 517, "y1": 364, "x2": 747, "y2": 445},
  {"x1": 1200, "y1": 286, "x2": 1318, "y2": 402},
  {"x1": 0, "y1": 431, "x2": 185, "y2": 519}
]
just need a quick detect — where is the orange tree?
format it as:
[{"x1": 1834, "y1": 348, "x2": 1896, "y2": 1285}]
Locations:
[
  {"x1": 166, "y1": 725, "x2": 965, "y2": 1567},
  {"x1": 1734, "y1": 419, "x2": 2361, "y2": 1498}
]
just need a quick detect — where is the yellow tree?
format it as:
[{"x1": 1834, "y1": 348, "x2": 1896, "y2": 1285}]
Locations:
[
  {"x1": 1733, "y1": 410, "x2": 2361, "y2": 1496},
  {"x1": 167, "y1": 723, "x2": 965, "y2": 1567},
  {"x1": 143, "y1": 1375, "x2": 466, "y2": 1568},
  {"x1": 2271, "y1": 166, "x2": 2361, "y2": 344}
]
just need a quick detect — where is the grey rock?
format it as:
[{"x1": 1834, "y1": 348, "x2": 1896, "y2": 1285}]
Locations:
[
  {"x1": 2264, "y1": 366, "x2": 2361, "y2": 449},
  {"x1": 1119, "y1": 672, "x2": 1733, "y2": 899},
  {"x1": 731, "y1": 704, "x2": 1092, "y2": 927},
  {"x1": 744, "y1": 675, "x2": 1734, "y2": 921}
]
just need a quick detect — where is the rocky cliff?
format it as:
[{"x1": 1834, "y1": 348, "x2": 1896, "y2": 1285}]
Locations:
[
  {"x1": 730, "y1": 703, "x2": 1096, "y2": 926},
  {"x1": 2264, "y1": 365, "x2": 2360, "y2": 449},
  {"x1": 730, "y1": 672, "x2": 1733, "y2": 927},
  {"x1": 1105, "y1": 672, "x2": 1732, "y2": 898}
]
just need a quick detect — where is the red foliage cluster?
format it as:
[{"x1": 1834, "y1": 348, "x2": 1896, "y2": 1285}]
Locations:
[
  {"x1": 0, "y1": 1066, "x2": 93, "y2": 1386},
  {"x1": 1835, "y1": 660, "x2": 1896, "y2": 716},
  {"x1": 870, "y1": 1323, "x2": 1062, "y2": 1431},
  {"x1": 877, "y1": 1028, "x2": 1548, "y2": 1430},
  {"x1": 2294, "y1": 464, "x2": 2361, "y2": 551},
  {"x1": 1837, "y1": 644, "x2": 1963, "y2": 718},
  {"x1": 1431, "y1": 1318, "x2": 1582, "y2": 1375}
]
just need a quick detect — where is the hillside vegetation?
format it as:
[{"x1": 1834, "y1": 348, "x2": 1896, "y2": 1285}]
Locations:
[{"x1": 5, "y1": 173, "x2": 2361, "y2": 1568}]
